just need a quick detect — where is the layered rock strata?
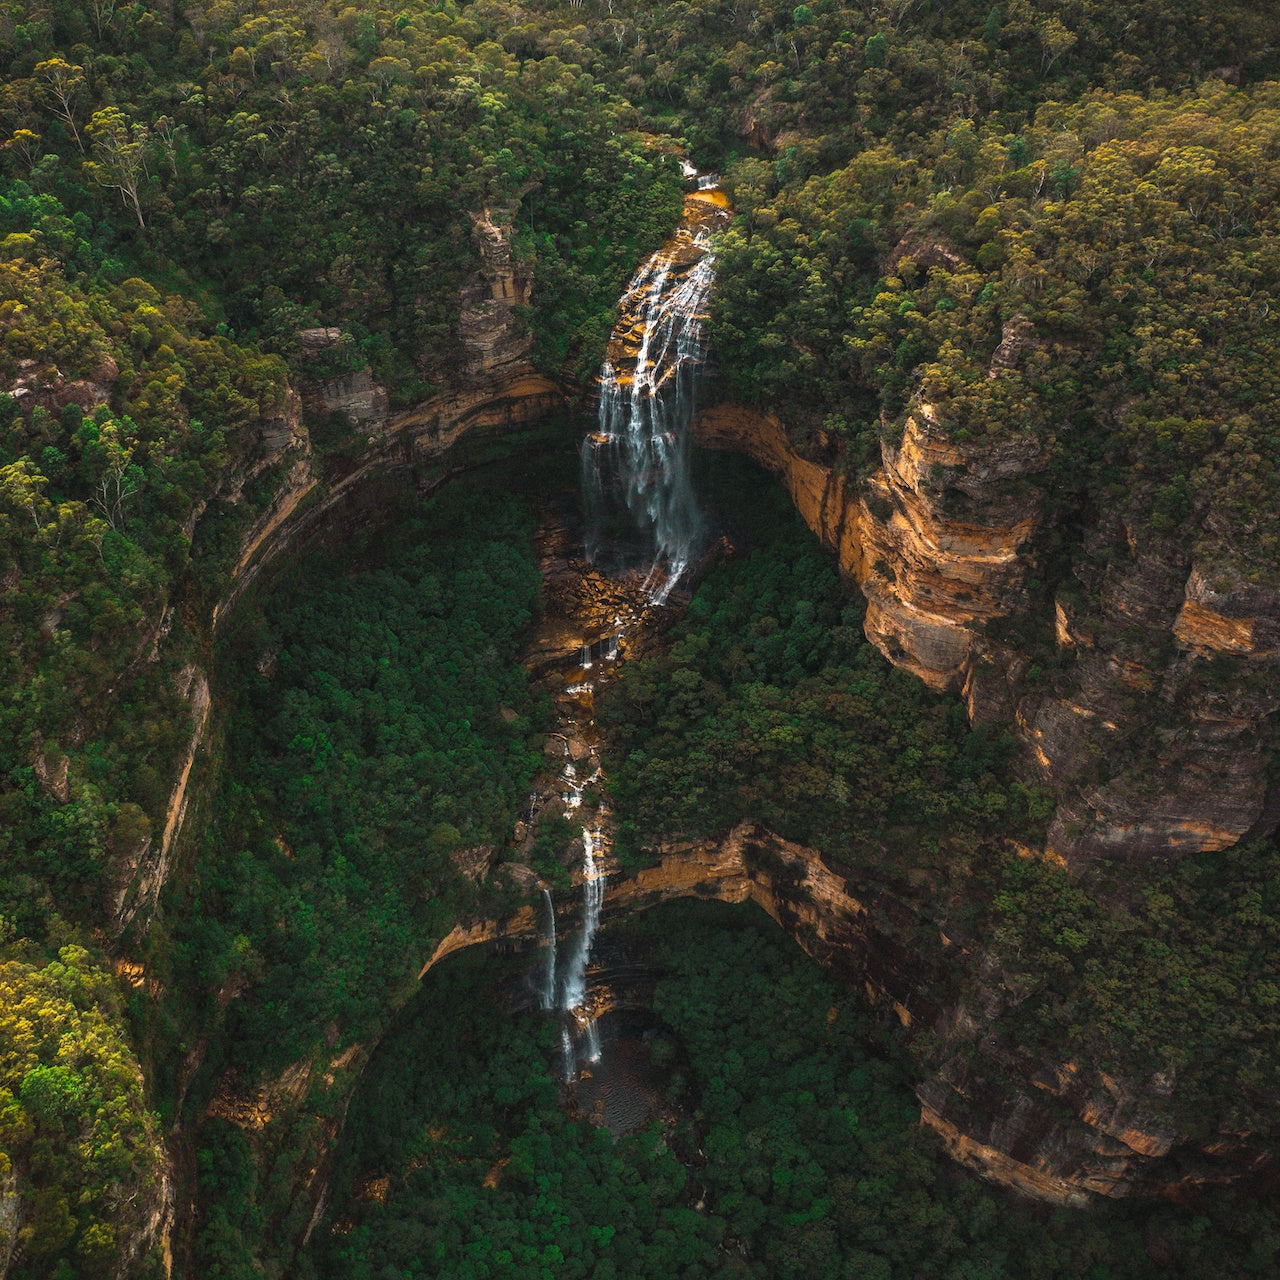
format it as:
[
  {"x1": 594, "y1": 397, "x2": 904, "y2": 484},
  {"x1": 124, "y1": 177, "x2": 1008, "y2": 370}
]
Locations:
[
  {"x1": 692, "y1": 401, "x2": 1044, "y2": 690},
  {"x1": 1022, "y1": 520, "x2": 1280, "y2": 864},
  {"x1": 459, "y1": 205, "x2": 535, "y2": 381},
  {"x1": 217, "y1": 822, "x2": 1270, "y2": 1231},
  {"x1": 691, "y1": 401, "x2": 1280, "y2": 864}
]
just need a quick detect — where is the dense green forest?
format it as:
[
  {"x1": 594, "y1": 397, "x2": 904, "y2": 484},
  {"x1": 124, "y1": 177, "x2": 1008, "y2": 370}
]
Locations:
[
  {"x1": 305, "y1": 901, "x2": 1280, "y2": 1280},
  {"x1": 603, "y1": 458, "x2": 1280, "y2": 1138},
  {"x1": 0, "y1": 3, "x2": 681, "y2": 1264},
  {"x1": 0, "y1": 0, "x2": 683, "y2": 966},
  {"x1": 1, "y1": 0, "x2": 1280, "y2": 1274},
  {"x1": 602, "y1": 458, "x2": 1050, "y2": 860},
  {"x1": 171, "y1": 471, "x2": 553, "y2": 1276}
]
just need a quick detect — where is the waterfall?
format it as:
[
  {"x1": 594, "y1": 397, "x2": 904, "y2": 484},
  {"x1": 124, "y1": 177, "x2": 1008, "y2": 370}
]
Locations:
[
  {"x1": 561, "y1": 827, "x2": 604, "y2": 1014},
  {"x1": 560, "y1": 824, "x2": 605, "y2": 1074},
  {"x1": 582, "y1": 183, "x2": 728, "y2": 604},
  {"x1": 545, "y1": 177, "x2": 729, "y2": 1084},
  {"x1": 540, "y1": 888, "x2": 557, "y2": 1011},
  {"x1": 546, "y1": 735, "x2": 608, "y2": 1078}
]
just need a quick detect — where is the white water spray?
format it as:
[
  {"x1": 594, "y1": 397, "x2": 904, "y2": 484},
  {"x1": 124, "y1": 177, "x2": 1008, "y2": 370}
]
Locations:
[
  {"x1": 540, "y1": 888, "x2": 557, "y2": 1011},
  {"x1": 550, "y1": 177, "x2": 728, "y2": 1081},
  {"x1": 582, "y1": 186, "x2": 728, "y2": 604}
]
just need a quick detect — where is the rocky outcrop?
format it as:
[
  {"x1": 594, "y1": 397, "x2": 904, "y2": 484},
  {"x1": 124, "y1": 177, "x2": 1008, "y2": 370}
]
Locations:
[
  {"x1": 4, "y1": 353, "x2": 118, "y2": 415},
  {"x1": 298, "y1": 328, "x2": 390, "y2": 431},
  {"x1": 215, "y1": 366, "x2": 563, "y2": 626},
  {"x1": 0, "y1": 1168, "x2": 19, "y2": 1280},
  {"x1": 201, "y1": 821, "x2": 1267, "y2": 1219},
  {"x1": 1174, "y1": 565, "x2": 1280, "y2": 659},
  {"x1": 692, "y1": 399, "x2": 1280, "y2": 864},
  {"x1": 858, "y1": 403, "x2": 1044, "y2": 691},
  {"x1": 602, "y1": 826, "x2": 1275, "y2": 1202},
  {"x1": 110, "y1": 666, "x2": 211, "y2": 935},
  {"x1": 458, "y1": 205, "x2": 533, "y2": 381},
  {"x1": 693, "y1": 404, "x2": 864, "y2": 574},
  {"x1": 1022, "y1": 520, "x2": 1280, "y2": 864},
  {"x1": 693, "y1": 400, "x2": 1044, "y2": 691}
]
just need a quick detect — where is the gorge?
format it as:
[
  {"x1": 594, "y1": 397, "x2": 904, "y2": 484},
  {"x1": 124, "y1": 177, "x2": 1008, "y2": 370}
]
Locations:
[{"x1": 2, "y1": 2, "x2": 1280, "y2": 1278}]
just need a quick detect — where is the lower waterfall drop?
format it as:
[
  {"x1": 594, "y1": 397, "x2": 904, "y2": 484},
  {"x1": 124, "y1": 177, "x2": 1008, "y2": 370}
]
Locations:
[
  {"x1": 560, "y1": 825, "x2": 605, "y2": 1072},
  {"x1": 540, "y1": 888, "x2": 557, "y2": 1012}
]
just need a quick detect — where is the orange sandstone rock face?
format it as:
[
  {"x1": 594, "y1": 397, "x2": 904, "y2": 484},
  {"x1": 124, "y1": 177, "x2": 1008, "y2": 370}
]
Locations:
[
  {"x1": 202, "y1": 822, "x2": 1271, "y2": 1240},
  {"x1": 1032, "y1": 537, "x2": 1280, "y2": 864},
  {"x1": 919, "y1": 1107, "x2": 1092, "y2": 1207},
  {"x1": 1175, "y1": 565, "x2": 1280, "y2": 660},
  {"x1": 692, "y1": 404, "x2": 863, "y2": 575},
  {"x1": 693, "y1": 397, "x2": 1280, "y2": 865},
  {"x1": 693, "y1": 401, "x2": 1043, "y2": 692},
  {"x1": 458, "y1": 205, "x2": 534, "y2": 381},
  {"x1": 216, "y1": 365, "x2": 563, "y2": 628},
  {"x1": 858, "y1": 404, "x2": 1043, "y2": 691}
]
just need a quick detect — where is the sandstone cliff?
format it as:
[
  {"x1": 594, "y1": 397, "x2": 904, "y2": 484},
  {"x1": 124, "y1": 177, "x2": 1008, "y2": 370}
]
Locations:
[
  {"x1": 142, "y1": 208, "x2": 568, "y2": 1279},
  {"x1": 205, "y1": 820, "x2": 1270, "y2": 1242},
  {"x1": 692, "y1": 400, "x2": 1280, "y2": 866},
  {"x1": 213, "y1": 207, "x2": 561, "y2": 629},
  {"x1": 458, "y1": 205, "x2": 535, "y2": 382},
  {"x1": 592, "y1": 825, "x2": 1267, "y2": 1202}
]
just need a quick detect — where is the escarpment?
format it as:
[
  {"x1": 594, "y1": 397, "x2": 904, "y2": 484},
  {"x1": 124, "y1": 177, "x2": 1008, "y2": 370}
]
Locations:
[
  {"x1": 692, "y1": 400, "x2": 1280, "y2": 866},
  {"x1": 104, "y1": 215, "x2": 564, "y2": 947},
  {"x1": 216, "y1": 213, "x2": 562, "y2": 627},
  {"x1": 615, "y1": 826, "x2": 1275, "y2": 1204},
  {"x1": 692, "y1": 399, "x2": 1045, "y2": 689},
  {"x1": 217, "y1": 822, "x2": 1271, "y2": 1233},
  {"x1": 857, "y1": 403, "x2": 1045, "y2": 694},
  {"x1": 1024, "y1": 527, "x2": 1280, "y2": 863}
]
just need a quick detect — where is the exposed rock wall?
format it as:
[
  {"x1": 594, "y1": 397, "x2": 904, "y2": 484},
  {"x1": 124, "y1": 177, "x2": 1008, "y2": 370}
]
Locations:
[
  {"x1": 298, "y1": 328, "x2": 391, "y2": 431},
  {"x1": 692, "y1": 401, "x2": 1044, "y2": 689},
  {"x1": 206, "y1": 822, "x2": 1269, "y2": 1228},
  {"x1": 0, "y1": 1168, "x2": 19, "y2": 1280},
  {"x1": 1024, "y1": 524, "x2": 1280, "y2": 864},
  {"x1": 213, "y1": 366, "x2": 563, "y2": 628},
  {"x1": 693, "y1": 404, "x2": 864, "y2": 575},
  {"x1": 857, "y1": 403, "x2": 1044, "y2": 692},
  {"x1": 109, "y1": 667, "x2": 211, "y2": 935},
  {"x1": 610, "y1": 826, "x2": 1275, "y2": 1201},
  {"x1": 458, "y1": 205, "x2": 534, "y2": 381},
  {"x1": 691, "y1": 400, "x2": 1280, "y2": 864}
]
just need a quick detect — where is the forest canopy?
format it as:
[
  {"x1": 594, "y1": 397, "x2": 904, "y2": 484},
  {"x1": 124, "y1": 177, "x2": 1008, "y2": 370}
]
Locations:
[{"x1": 1, "y1": 0, "x2": 1280, "y2": 1276}]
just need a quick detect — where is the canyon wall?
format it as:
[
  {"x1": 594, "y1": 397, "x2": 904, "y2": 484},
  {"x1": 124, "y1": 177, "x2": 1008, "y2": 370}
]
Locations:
[
  {"x1": 181, "y1": 377, "x2": 1278, "y2": 1267},
  {"x1": 107, "y1": 199, "x2": 1277, "y2": 1275},
  {"x1": 691, "y1": 402, "x2": 1280, "y2": 867},
  {"x1": 594, "y1": 826, "x2": 1272, "y2": 1203},
  {"x1": 211, "y1": 820, "x2": 1268, "y2": 1246},
  {"x1": 109, "y1": 214, "x2": 564, "y2": 944}
]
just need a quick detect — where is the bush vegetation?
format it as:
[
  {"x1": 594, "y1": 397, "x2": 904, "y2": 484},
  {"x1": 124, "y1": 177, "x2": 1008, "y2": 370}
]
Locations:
[{"x1": 305, "y1": 900, "x2": 1280, "y2": 1279}]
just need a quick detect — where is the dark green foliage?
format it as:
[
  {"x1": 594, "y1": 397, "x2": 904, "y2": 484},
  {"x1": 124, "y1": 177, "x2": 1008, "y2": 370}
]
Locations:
[
  {"x1": 529, "y1": 813, "x2": 577, "y2": 893},
  {"x1": 601, "y1": 459, "x2": 1049, "y2": 861},
  {"x1": 307, "y1": 944, "x2": 722, "y2": 1280},
  {"x1": 2, "y1": 0, "x2": 1280, "y2": 1273},
  {"x1": 0, "y1": 183, "x2": 291, "y2": 934},
  {"x1": 980, "y1": 840, "x2": 1280, "y2": 1133},
  {"x1": 0, "y1": 936, "x2": 163, "y2": 1279},
  {"x1": 308, "y1": 900, "x2": 1280, "y2": 1280},
  {"x1": 172, "y1": 477, "x2": 544, "y2": 1083},
  {"x1": 0, "y1": 0, "x2": 684, "y2": 395}
]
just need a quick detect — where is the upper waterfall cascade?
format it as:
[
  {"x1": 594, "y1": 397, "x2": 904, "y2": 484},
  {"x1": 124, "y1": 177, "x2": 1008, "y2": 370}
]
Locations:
[{"x1": 582, "y1": 182, "x2": 732, "y2": 604}]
